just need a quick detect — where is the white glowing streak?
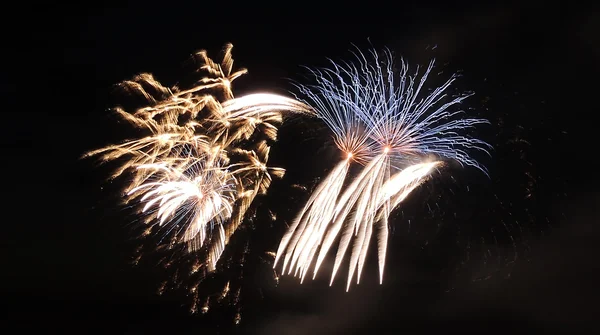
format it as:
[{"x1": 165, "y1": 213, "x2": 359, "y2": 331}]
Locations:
[
  {"x1": 222, "y1": 93, "x2": 314, "y2": 118},
  {"x1": 372, "y1": 160, "x2": 442, "y2": 282},
  {"x1": 274, "y1": 159, "x2": 350, "y2": 275},
  {"x1": 276, "y1": 154, "x2": 383, "y2": 285},
  {"x1": 128, "y1": 161, "x2": 234, "y2": 250},
  {"x1": 277, "y1": 47, "x2": 490, "y2": 290},
  {"x1": 292, "y1": 161, "x2": 351, "y2": 282},
  {"x1": 320, "y1": 152, "x2": 393, "y2": 290},
  {"x1": 275, "y1": 159, "x2": 442, "y2": 290},
  {"x1": 377, "y1": 161, "x2": 441, "y2": 206},
  {"x1": 310, "y1": 156, "x2": 382, "y2": 284},
  {"x1": 182, "y1": 185, "x2": 230, "y2": 244},
  {"x1": 207, "y1": 224, "x2": 226, "y2": 271},
  {"x1": 344, "y1": 155, "x2": 388, "y2": 290}
]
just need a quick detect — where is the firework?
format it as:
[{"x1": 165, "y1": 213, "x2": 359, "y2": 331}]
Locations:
[
  {"x1": 83, "y1": 43, "x2": 312, "y2": 315},
  {"x1": 274, "y1": 47, "x2": 491, "y2": 291}
]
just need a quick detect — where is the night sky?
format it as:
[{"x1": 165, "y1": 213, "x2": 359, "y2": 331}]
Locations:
[{"x1": 4, "y1": 2, "x2": 599, "y2": 334}]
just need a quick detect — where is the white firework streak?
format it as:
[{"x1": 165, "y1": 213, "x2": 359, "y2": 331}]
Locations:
[
  {"x1": 275, "y1": 47, "x2": 491, "y2": 291},
  {"x1": 129, "y1": 156, "x2": 236, "y2": 251},
  {"x1": 84, "y1": 44, "x2": 319, "y2": 318}
]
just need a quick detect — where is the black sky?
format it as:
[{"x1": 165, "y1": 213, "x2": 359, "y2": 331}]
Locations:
[{"x1": 4, "y1": 1, "x2": 599, "y2": 334}]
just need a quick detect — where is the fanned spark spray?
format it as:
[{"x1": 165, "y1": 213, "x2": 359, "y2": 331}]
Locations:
[
  {"x1": 274, "y1": 47, "x2": 491, "y2": 291},
  {"x1": 83, "y1": 43, "x2": 312, "y2": 318}
]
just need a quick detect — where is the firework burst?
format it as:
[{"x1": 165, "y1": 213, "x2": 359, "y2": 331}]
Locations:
[
  {"x1": 274, "y1": 47, "x2": 491, "y2": 291},
  {"x1": 83, "y1": 43, "x2": 312, "y2": 318}
]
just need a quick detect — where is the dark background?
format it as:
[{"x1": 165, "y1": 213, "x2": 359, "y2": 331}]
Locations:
[{"x1": 4, "y1": 1, "x2": 599, "y2": 334}]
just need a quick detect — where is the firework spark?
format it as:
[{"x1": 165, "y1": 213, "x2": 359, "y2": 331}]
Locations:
[
  {"x1": 83, "y1": 43, "x2": 312, "y2": 316},
  {"x1": 274, "y1": 47, "x2": 491, "y2": 291}
]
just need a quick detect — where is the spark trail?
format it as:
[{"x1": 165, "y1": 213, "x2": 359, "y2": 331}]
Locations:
[
  {"x1": 83, "y1": 43, "x2": 312, "y2": 317},
  {"x1": 274, "y1": 47, "x2": 491, "y2": 291}
]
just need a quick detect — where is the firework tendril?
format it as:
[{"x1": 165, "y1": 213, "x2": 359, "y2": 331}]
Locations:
[{"x1": 274, "y1": 47, "x2": 491, "y2": 291}]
